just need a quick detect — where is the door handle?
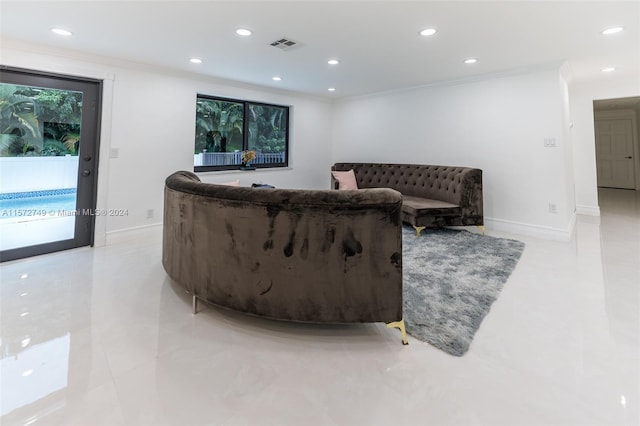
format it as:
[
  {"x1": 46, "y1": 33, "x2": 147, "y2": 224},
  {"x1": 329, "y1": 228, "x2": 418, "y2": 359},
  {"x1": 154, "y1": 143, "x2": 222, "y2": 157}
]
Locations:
[
  {"x1": 82, "y1": 170, "x2": 91, "y2": 177},
  {"x1": 625, "y1": 156, "x2": 632, "y2": 159}
]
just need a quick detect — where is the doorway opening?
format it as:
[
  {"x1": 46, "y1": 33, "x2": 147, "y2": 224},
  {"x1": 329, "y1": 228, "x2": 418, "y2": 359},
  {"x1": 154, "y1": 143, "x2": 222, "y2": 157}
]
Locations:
[
  {"x1": 0, "y1": 67, "x2": 102, "y2": 262},
  {"x1": 593, "y1": 96, "x2": 640, "y2": 191}
]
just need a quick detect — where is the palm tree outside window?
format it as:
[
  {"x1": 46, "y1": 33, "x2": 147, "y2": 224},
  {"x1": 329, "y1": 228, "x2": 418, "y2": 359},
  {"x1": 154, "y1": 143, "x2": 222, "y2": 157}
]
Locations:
[{"x1": 194, "y1": 95, "x2": 289, "y2": 172}]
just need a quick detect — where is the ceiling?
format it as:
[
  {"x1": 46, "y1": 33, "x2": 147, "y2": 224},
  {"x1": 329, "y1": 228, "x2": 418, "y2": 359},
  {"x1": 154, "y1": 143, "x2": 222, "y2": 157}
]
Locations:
[{"x1": 1, "y1": 1, "x2": 638, "y2": 98}]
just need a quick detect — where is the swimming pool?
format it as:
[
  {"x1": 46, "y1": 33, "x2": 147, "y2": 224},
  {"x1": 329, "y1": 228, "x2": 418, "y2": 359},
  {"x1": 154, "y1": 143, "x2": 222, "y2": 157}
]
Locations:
[{"x1": 0, "y1": 189, "x2": 77, "y2": 221}]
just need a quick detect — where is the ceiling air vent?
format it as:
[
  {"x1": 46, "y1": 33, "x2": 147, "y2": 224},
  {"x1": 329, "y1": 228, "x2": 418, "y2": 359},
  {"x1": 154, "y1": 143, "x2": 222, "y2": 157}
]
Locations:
[{"x1": 270, "y1": 37, "x2": 299, "y2": 51}]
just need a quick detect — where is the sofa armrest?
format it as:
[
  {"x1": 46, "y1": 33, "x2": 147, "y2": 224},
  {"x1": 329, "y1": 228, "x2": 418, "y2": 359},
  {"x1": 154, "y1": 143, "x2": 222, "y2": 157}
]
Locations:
[
  {"x1": 459, "y1": 168, "x2": 483, "y2": 223},
  {"x1": 330, "y1": 175, "x2": 339, "y2": 190}
]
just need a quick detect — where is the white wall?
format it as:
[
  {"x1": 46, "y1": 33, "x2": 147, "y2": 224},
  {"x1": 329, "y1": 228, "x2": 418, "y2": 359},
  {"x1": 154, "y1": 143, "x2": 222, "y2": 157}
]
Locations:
[
  {"x1": 0, "y1": 156, "x2": 78, "y2": 193},
  {"x1": 1, "y1": 39, "x2": 333, "y2": 244},
  {"x1": 4, "y1": 38, "x2": 635, "y2": 244},
  {"x1": 332, "y1": 66, "x2": 575, "y2": 240},
  {"x1": 569, "y1": 76, "x2": 640, "y2": 216},
  {"x1": 559, "y1": 67, "x2": 576, "y2": 234}
]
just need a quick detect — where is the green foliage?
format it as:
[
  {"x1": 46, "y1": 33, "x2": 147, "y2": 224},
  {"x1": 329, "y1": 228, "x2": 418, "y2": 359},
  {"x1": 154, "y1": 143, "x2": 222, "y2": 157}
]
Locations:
[
  {"x1": 62, "y1": 133, "x2": 80, "y2": 152},
  {"x1": 247, "y1": 104, "x2": 287, "y2": 154},
  {"x1": 42, "y1": 139, "x2": 71, "y2": 156},
  {"x1": 194, "y1": 98, "x2": 288, "y2": 163},
  {"x1": 31, "y1": 87, "x2": 82, "y2": 125},
  {"x1": 0, "y1": 85, "x2": 40, "y2": 154},
  {"x1": 44, "y1": 122, "x2": 80, "y2": 154},
  {"x1": 0, "y1": 83, "x2": 82, "y2": 157},
  {"x1": 195, "y1": 99, "x2": 243, "y2": 153}
]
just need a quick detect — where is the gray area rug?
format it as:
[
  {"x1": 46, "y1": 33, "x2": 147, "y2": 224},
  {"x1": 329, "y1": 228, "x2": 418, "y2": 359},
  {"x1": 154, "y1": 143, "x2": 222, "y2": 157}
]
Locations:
[{"x1": 402, "y1": 226, "x2": 525, "y2": 356}]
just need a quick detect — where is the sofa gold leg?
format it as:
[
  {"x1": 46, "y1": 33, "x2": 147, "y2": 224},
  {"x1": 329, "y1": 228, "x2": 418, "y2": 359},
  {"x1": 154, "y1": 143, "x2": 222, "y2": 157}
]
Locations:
[
  {"x1": 413, "y1": 225, "x2": 426, "y2": 237},
  {"x1": 192, "y1": 295, "x2": 198, "y2": 314},
  {"x1": 477, "y1": 225, "x2": 485, "y2": 235},
  {"x1": 387, "y1": 319, "x2": 409, "y2": 345}
]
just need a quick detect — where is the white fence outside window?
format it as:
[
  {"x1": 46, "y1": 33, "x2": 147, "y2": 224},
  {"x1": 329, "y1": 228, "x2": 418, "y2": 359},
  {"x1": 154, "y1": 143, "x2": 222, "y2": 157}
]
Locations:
[{"x1": 194, "y1": 152, "x2": 285, "y2": 167}]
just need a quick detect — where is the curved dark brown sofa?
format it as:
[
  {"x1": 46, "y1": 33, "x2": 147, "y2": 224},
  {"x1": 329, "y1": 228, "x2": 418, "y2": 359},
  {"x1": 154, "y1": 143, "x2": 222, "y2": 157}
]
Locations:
[
  {"x1": 162, "y1": 171, "x2": 408, "y2": 344},
  {"x1": 332, "y1": 163, "x2": 483, "y2": 235}
]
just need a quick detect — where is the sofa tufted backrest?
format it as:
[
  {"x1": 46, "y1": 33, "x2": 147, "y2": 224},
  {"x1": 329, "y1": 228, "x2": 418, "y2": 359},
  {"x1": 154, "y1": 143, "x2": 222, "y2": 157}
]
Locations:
[{"x1": 332, "y1": 163, "x2": 481, "y2": 206}]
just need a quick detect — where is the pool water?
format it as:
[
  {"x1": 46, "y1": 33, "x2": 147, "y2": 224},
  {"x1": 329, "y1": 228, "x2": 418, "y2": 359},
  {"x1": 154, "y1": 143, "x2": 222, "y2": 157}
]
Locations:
[{"x1": 0, "y1": 189, "x2": 77, "y2": 220}]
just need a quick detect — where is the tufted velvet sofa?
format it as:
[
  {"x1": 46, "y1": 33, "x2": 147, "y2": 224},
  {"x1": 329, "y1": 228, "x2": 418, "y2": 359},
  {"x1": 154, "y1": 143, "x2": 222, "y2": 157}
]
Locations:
[
  {"x1": 162, "y1": 171, "x2": 408, "y2": 344},
  {"x1": 332, "y1": 163, "x2": 484, "y2": 235}
]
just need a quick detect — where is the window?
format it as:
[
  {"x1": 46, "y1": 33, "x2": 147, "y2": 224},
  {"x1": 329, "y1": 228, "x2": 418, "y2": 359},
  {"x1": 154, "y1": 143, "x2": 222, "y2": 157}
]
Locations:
[{"x1": 194, "y1": 95, "x2": 289, "y2": 172}]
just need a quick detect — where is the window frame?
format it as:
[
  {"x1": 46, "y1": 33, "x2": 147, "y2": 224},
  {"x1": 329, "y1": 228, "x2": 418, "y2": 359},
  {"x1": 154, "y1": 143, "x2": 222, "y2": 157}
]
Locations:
[{"x1": 194, "y1": 94, "x2": 290, "y2": 173}]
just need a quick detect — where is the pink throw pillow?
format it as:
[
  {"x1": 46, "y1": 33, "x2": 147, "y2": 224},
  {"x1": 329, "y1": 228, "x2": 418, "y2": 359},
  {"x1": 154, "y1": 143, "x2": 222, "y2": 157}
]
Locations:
[
  {"x1": 221, "y1": 179, "x2": 240, "y2": 186},
  {"x1": 331, "y1": 170, "x2": 358, "y2": 190}
]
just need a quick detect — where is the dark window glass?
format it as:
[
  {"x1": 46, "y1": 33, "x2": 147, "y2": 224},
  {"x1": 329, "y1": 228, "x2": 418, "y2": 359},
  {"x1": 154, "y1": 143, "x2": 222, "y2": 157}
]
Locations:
[
  {"x1": 194, "y1": 95, "x2": 288, "y2": 172},
  {"x1": 247, "y1": 103, "x2": 288, "y2": 166}
]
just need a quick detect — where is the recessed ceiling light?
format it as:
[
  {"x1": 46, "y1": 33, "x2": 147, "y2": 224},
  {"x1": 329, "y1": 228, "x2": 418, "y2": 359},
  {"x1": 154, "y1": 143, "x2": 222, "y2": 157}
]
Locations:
[
  {"x1": 328, "y1": 59, "x2": 340, "y2": 65},
  {"x1": 272, "y1": 76, "x2": 282, "y2": 81},
  {"x1": 419, "y1": 28, "x2": 437, "y2": 36},
  {"x1": 601, "y1": 67, "x2": 616, "y2": 73},
  {"x1": 464, "y1": 58, "x2": 478, "y2": 64},
  {"x1": 190, "y1": 58, "x2": 202, "y2": 64},
  {"x1": 236, "y1": 28, "x2": 252, "y2": 36},
  {"x1": 601, "y1": 27, "x2": 623, "y2": 35},
  {"x1": 328, "y1": 88, "x2": 336, "y2": 92},
  {"x1": 51, "y1": 28, "x2": 72, "y2": 36}
]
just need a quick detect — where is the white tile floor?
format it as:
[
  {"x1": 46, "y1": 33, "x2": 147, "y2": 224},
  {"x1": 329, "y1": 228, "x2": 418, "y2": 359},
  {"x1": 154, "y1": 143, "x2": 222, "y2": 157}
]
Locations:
[{"x1": 0, "y1": 188, "x2": 638, "y2": 426}]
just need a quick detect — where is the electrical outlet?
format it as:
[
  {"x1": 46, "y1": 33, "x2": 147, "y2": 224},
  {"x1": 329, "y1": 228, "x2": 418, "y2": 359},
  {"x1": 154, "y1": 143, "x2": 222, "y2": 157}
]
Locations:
[
  {"x1": 146, "y1": 209, "x2": 154, "y2": 219},
  {"x1": 548, "y1": 203, "x2": 557, "y2": 214},
  {"x1": 110, "y1": 147, "x2": 120, "y2": 158}
]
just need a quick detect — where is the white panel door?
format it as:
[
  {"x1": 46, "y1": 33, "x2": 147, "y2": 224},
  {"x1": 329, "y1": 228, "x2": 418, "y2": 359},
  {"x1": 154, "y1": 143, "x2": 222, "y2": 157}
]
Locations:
[{"x1": 595, "y1": 119, "x2": 636, "y2": 189}]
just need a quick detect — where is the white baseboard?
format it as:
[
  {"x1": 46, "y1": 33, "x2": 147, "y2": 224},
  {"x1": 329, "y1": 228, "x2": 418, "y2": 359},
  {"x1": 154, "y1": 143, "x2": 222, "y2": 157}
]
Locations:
[
  {"x1": 576, "y1": 204, "x2": 601, "y2": 216},
  {"x1": 485, "y1": 214, "x2": 576, "y2": 242},
  {"x1": 93, "y1": 231, "x2": 106, "y2": 248},
  {"x1": 105, "y1": 222, "x2": 162, "y2": 245}
]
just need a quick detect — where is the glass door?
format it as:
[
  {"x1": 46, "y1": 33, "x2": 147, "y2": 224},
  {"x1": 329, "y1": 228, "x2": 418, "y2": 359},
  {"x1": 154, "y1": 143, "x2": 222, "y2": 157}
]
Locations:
[{"x1": 0, "y1": 68, "x2": 101, "y2": 262}]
